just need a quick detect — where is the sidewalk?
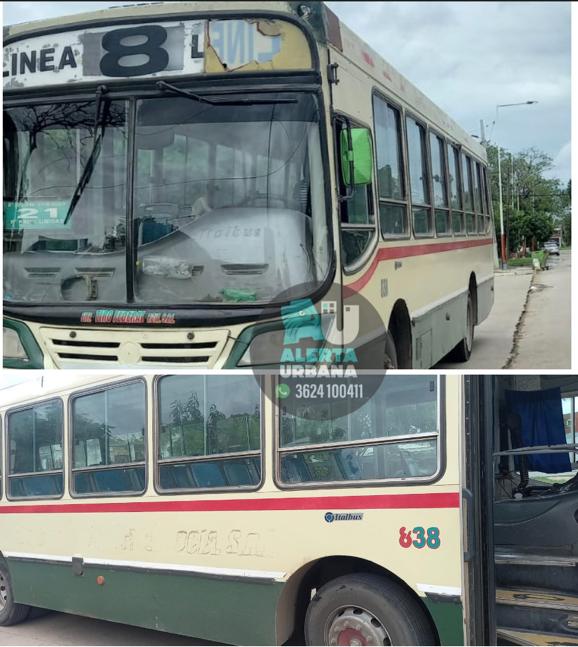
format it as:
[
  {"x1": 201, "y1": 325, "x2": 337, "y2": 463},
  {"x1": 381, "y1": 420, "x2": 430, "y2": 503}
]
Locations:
[
  {"x1": 508, "y1": 251, "x2": 571, "y2": 369},
  {"x1": 437, "y1": 268, "x2": 533, "y2": 369}
]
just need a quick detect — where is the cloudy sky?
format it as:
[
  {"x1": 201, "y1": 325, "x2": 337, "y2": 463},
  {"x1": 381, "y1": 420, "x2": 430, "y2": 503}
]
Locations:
[{"x1": 3, "y1": 1, "x2": 571, "y2": 182}]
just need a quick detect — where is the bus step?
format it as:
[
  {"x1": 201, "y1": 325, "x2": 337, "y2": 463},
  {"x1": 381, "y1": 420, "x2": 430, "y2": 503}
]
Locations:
[
  {"x1": 497, "y1": 627, "x2": 578, "y2": 646},
  {"x1": 497, "y1": 586, "x2": 578, "y2": 612},
  {"x1": 495, "y1": 550, "x2": 578, "y2": 567}
]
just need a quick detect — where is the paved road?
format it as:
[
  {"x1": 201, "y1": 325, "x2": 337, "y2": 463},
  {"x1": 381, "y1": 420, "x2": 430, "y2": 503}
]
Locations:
[
  {"x1": 437, "y1": 249, "x2": 571, "y2": 369},
  {"x1": 509, "y1": 250, "x2": 571, "y2": 369},
  {"x1": 0, "y1": 611, "x2": 215, "y2": 646}
]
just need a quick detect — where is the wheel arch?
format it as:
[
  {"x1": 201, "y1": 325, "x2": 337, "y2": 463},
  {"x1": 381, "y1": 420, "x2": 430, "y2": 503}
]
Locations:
[
  {"x1": 275, "y1": 554, "x2": 440, "y2": 645},
  {"x1": 468, "y1": 272, "x2": 478, "y2": 324},
  {"x1": 387, "y1": 299, "x2": 412, "y2": 369}
]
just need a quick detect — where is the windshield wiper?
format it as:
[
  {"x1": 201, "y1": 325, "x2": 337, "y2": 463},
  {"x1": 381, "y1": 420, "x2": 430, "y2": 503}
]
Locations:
[
  {"x1": 156, "y1": 80, "x2": 297, "y2": 105},
  {"x1": 63, "y1": 84, "x2": 109, "y2": 225}
]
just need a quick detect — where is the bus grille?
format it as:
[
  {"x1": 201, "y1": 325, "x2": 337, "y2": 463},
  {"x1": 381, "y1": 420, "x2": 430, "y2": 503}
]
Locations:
[{"x1": 38, "y1": 327, "x2": 230, "y2": 368}]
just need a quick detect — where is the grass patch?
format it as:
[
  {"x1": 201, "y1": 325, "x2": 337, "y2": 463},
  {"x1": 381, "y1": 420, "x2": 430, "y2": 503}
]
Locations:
[
  {"x1": 507, "y1": 257, "x2": 533, "y2": 267},
  {"x1": 508, "y1": 251, "x2": 549, "y2": 268}
]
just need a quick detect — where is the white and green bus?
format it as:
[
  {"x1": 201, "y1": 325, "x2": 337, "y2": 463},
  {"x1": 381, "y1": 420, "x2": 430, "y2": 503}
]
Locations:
[
  {"x1": 0, "y1": 372, "x2": 576, "y2": 645},
  {"x1": 3, "y1": 1, "x2": 494, "y2": 370}
]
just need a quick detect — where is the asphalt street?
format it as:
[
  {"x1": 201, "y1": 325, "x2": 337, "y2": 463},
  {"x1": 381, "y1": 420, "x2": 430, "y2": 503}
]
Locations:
[{"x1": 437, "y1": 249, "x2": 571, "y2": 369}]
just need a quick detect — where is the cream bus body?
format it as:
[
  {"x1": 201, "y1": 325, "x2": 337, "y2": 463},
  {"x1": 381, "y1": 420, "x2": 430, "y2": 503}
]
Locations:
[
  {"x1": 3, "y1": 2, "x2": 494, "y2": 370},
  {"x1": 0, "y1": 373, "x2": 463, "y2": 645}
]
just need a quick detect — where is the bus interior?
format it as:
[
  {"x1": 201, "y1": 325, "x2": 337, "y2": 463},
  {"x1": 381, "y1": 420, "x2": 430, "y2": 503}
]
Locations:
[{"x1": 473, "y1": 375, "x2": 578, "y2": 646}]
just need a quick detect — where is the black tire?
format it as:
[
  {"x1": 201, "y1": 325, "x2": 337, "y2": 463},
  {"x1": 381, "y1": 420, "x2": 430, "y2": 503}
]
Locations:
[
  {"x1": 0, "y1": 561, "x2": 30, "y2": 627},
  {"x1": 450, "y1": 291, "x2": 474, "y2": 363},
  {"x1": 305, "y1": 573, "x2": 436, "y2": 646},
  {"x1": 384, "y1": 335, "x2": 398, "y2": 369}
]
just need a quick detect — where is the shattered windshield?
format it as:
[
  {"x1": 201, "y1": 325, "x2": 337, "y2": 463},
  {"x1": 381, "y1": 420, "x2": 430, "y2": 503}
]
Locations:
[{"x1": 3, "y1": 91, "x2": 330, "y2": 306}]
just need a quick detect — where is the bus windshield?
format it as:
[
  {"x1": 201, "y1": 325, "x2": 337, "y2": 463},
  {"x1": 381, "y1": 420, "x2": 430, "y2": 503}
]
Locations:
[{"x1": 3, "y1": 91, "x2": 330, "y2": 306}]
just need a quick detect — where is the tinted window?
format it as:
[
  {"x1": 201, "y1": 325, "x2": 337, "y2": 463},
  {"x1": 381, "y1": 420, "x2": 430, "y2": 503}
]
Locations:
[
  {"x1": 448, "y1": 145, "x2": 462, "y2": 209},
  {"x1": 336, "y1": 118, "x2": 376, "y2": 265},
  {"x1": 157, "y1": 375, "x2": 261, "y2": 490},
  {"x1": 462, "y1": 153, "x2": 474, "y2": 212},
  {"x1": 374, "y1": 97, "x2": 404, "y2": 200},
  {"x1": 429, "y1": 133, "x2": 448, "y2": 208},
  {"x1": 279, "y1": 376, "x2": 439, "y2": 485},
  {"x1": 8, "y1": 400, "x2": 63, "y2": 498},
  {"x1": 71, "y1": 381, "x2": 146, "y2": 495},
  {"x1": 406, "y1": 118, "x2": 429, "y2": 205}
]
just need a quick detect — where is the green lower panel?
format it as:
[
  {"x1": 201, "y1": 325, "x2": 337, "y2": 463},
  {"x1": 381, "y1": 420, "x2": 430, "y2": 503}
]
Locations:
[
  {"x1": 423, "y1": 597, "x2": 464, "y2": 646},
  {"x1": 9, "y1": 559, "x2": 283, "y2": 645}
]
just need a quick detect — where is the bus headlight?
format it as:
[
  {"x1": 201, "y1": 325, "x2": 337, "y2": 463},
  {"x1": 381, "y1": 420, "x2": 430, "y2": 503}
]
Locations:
[
  {"x1": 237, "y1": 329, "x2": 287, "y2": 367},
  {"x1": 4, "y1": 327, "x2": 28, "y2": 360},
  {"x1": 232, "y1": 324, "x2": 325, "y2": 368},
  {"x1": 3, "y1": 320, "x2": 44, "y2": 368}
]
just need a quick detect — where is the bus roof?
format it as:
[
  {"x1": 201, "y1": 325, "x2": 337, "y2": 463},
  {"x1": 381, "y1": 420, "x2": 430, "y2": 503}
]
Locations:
[
  {"x1": 0, "y1": 374, "x2": 126, "y2": 409},
  {"x1": 4, "y1": 0, "x2": 485, "y2": 159}
]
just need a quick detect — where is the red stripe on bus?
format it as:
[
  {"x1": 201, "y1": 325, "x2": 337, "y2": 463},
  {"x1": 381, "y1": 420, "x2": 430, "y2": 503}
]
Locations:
[
  {"x1": 0, "y1": 492, "x2": 459, "y2": 514},
  {"x1": 347, "y1": 238, "x2": 494, "y2": 293}
]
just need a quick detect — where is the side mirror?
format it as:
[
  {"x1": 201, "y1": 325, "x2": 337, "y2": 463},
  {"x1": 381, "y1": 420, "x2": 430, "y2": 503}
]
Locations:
[{"x1": 340, "y1": 127, "x2": 373, "y2": 187}]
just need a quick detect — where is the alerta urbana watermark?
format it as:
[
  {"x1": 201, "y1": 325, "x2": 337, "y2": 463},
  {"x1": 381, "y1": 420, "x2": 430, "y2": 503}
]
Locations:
[
  {"x1": 249, "y1": 282, "x2": 387, "y2": 377},
  {"x1": 279, "y1": 297, "x2": 359, "y2": 377},
  {"x1": 250, "y1": 283, "x2": 387, "y2": 419}
]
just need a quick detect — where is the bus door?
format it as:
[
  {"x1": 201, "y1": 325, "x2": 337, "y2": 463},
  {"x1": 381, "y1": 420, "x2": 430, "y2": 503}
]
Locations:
[{"x1": 462, "y1": 375, "x2": 497, "y2": 645}]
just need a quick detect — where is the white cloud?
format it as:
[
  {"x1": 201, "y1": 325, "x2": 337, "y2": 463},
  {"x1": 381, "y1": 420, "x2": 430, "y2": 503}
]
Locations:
[{"x1": 3, "y1": 1, "x2": 571, "y2": 181}]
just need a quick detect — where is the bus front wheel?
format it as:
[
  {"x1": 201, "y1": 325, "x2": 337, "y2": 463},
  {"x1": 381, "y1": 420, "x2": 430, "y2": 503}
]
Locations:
[
  {"x1": 0, "y1": 562, "x2": 30, "y2": 626},
  {"x1": 304, "y1": 573, "x2": 436, "y2": 646}
]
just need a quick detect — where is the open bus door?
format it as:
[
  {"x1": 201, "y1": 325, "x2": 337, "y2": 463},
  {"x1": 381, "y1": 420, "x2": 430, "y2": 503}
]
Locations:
[{"x1": 462, "y1": 375, "x2": 497, "y2": 645}]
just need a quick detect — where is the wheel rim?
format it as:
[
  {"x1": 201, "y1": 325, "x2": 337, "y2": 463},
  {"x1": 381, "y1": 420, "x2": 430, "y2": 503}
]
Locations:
[
  {"x1": 0, "y1": 571, "x2": 8, "y2": 611},
  {"x1": 326, "y1": 606, "x2": 392, "y2": 646},
  {"x1": 466, "y1": 297, "x2": 474, "y2": 353}
]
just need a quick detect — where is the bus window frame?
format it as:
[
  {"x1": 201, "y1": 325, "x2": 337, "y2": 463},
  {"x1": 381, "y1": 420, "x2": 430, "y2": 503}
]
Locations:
[
  {"x1": 405, "y1": 110, "x2": 434, "y2": 239},
  {"x1": 5, "y1": 396, "x2": 65, "y2": 502},
  {"x1": 152, "y1": 374, "x2": 266, "y2": 496},
  {"x1": 481, "y1": 163, "x2": 491, "y2": 234},
  {"x1": 427, "y1": 126, "x2": 452, "y2": 239},
  {"x1": 333, "y1": 110, "x2": 379, "y2": 276},
  {"x1": 370, "y1": 89, "x2": 411, "y2": 244},
  {"x1": 462, "y1": 152, "x2": 476, "y2": 235},
  {"x1": 68, "y1": 376, "x2": 148, "y2": 499},
  {"x1": 473, "y1": 160, "x2": 484, "y2": 235},
  {"x1": 273, "y1": 375, "x2": 447, "y2": 491},
  {"x1": 448, "y1": 142, "x2": 465, "y2": 236}
]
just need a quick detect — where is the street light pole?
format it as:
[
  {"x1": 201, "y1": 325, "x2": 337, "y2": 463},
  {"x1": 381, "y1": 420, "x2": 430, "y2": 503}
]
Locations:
[{"x1": 494, "y1": 101, "x2": 538, "y2": 268}]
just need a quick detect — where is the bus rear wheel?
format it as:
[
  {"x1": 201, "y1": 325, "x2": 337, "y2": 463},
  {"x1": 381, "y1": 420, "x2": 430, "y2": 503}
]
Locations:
[
  {"x1": 450, "y1": 290, "x2": 474, "y2": 363},
  {"x1": 0, "y1": 562, "x2": 30, "y2": 626},
  {"x1": 304, "y1": 573, "x2": 436, "y2": 646}
]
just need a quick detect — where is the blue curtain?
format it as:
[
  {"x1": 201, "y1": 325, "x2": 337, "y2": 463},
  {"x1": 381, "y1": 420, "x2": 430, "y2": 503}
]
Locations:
[{"x1": 505, "y1": 387, "x2": 571, "y2": 473}]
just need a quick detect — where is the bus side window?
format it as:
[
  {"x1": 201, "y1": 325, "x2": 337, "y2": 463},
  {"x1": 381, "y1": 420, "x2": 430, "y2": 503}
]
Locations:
[
  {"x1": 448, "y1": 144, "x2": 464, "y2": 234},
  {"x1": 278, "y1": 376, "x2": 440, "y2": 486},
  {"x1": 473, "y1": 161, "x2": 484, "y2": 234},
  {"x1": 7, "y1": 399, "x2": 64, "y2": 499},
  {"x1": 157, "y1": 375, "x2": 262, "y2": 492},
  {"x1": 406, "y1": 116, "x2": 433, "y2": 237},
  {"x1": 461, "y1": 153, "x2": 476, "y2": 234},
  {"x1": 70, "y1": 380, "x2": 146, "y2": 496},
  {"x1": 372, "y1": 94, "x2": 408, "y2": 239},
  {"x1": 480, "y1": 164, "x2": 490, "y2": 233},
  {"x1": 483, "y1": 166, "x2": 492, "y2": 233},
  {"x1": 335, "y1": 116, "x2": 376, "y2": 268},
  {"x1": 429, "y1": 132, "x2": 450, "y2": 236}
]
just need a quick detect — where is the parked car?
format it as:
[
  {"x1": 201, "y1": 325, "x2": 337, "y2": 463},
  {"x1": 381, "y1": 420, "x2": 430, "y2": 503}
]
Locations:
[{"x1": 543, "y1": 240, "x2": 560, "y2": 255}]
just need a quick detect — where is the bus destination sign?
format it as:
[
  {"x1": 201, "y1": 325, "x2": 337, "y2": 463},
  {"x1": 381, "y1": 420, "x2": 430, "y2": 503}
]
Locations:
[{"x1": 3, "y1": 18, "x2": 309, "y2": 90}]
